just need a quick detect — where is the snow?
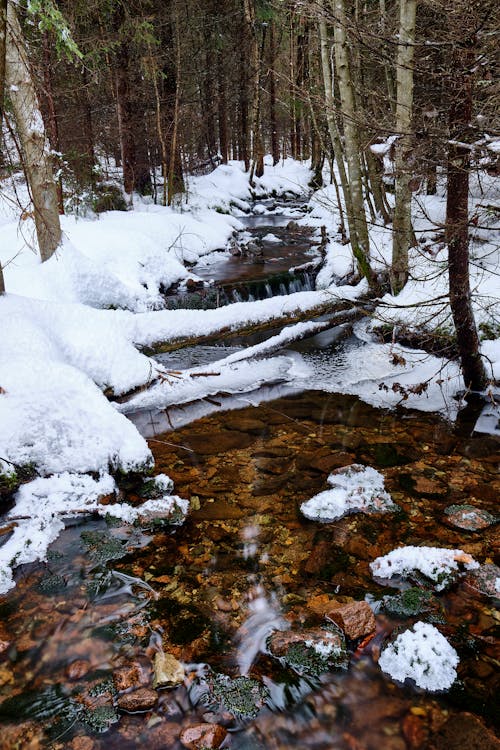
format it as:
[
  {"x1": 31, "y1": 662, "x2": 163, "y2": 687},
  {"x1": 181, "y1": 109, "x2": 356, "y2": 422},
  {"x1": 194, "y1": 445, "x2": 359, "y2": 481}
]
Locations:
[
  {"x1": 300, "y1": 464, "x2": 396, "y2": 522},
  {"x1": 370, "y1": 546, "x2": 479, "y2": 590},
  {"x1": 379, "y1": 621, "x2": 459, "y2": 691}
]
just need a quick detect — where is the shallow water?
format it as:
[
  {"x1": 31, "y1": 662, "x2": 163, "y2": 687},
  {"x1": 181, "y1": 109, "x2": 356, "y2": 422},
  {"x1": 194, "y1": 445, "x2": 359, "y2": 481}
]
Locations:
[{"x1": 0, "y1": 390, "x2": 498, "y2": 749}]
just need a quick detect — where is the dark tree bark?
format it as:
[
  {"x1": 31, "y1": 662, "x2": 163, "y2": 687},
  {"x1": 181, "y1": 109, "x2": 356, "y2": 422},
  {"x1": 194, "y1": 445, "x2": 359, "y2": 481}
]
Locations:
[
  {"x1": 115, "y1": 40, "x2": 135, "y2": 195},
  {"x1": 446, "y1": 36, "x2": 487, "y2": 391},
  {"x1": 269, "y1": 21, "x2": 280, "y2": 165},
  {"x1": 217, "y1": 46, "x2": 229, "y2": 164}
]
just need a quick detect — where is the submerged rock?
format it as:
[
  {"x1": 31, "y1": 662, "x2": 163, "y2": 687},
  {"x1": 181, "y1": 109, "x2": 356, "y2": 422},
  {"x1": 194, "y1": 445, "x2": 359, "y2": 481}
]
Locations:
[
  {"x1": 443, "y1": 504, "x2": 497, "y2": 531},
  {"x1": 464, "y1": 563, "x2": 500, "y2": 598},
  {"x1": 117, "y1": 687, "x2": 157, "y2": 713},
  {"x1": 201, "y1": 673, "x2": 269, "y2": 720},
  {"x1": 267, "y1": 627, "x2": 347, "y2": 676},
  {"x1": 179, "y1": 723, "x2": 227, "y2": 749},
  {"x1": 430, "y1": 712, "x2": 500, "y2": 750},
  {"x1": 152, "y1": 651, "x2": 185, "y2": 688}
]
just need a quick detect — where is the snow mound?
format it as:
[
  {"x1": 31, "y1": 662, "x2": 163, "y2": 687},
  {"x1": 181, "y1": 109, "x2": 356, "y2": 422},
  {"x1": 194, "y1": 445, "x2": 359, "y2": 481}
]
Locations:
[
  {"x1": 370, "y1": 545, "x2": 479, "y2": 591},
  {"x1": 379, "y1": 621, "x2": 459, "y2": 691},
  {"x1": 300, "y1": 464, "x2": 396, "y2": 522}
]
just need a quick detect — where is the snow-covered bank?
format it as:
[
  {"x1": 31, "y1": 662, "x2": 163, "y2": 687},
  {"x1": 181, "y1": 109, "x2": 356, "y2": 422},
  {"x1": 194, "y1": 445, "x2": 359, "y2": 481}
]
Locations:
[{"x1": 303, "y1": 172, "x2": 500, "y2": 386}]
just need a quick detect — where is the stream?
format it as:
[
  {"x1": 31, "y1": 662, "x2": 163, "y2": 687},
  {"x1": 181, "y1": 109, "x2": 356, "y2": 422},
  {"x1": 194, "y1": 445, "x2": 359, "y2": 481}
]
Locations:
[{"x1": 0, "y1": 200, "x2": 498, "y2": 750}]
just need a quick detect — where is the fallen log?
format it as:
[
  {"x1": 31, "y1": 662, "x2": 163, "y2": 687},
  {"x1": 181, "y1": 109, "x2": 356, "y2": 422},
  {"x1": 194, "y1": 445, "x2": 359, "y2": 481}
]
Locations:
[{"x1": 141, "y1": 297, "x2": 371, "y2": 356}]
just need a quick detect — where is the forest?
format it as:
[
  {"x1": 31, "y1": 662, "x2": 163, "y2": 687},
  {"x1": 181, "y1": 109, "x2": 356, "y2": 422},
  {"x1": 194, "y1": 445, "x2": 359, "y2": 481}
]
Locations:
[{"x1": 0, "y1": 1, "x2": 499, "y2": 749}]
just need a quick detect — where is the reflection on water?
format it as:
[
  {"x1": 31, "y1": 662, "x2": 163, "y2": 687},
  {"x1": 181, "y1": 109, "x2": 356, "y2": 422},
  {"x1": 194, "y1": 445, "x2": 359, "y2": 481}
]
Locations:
[{"x1": 0, "y1": 392, "x2": 498, "y2": 749}]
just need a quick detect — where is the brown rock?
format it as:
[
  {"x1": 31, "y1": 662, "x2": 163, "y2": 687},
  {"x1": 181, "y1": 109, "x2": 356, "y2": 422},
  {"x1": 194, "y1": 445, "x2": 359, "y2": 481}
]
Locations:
[
  {"x1": 113, "y1": 663, "x2": 144, "y2": 691},
  {"x1": 70, "y1": 737, "x2": 95, "y2": 750},
  {"x1": 66, "y1": 659, "x2": 91, "y2": 680},
  {"x1": 402, "y1": 713, "x2": 429, "y2": 749},
  {"x1": 184, "y1": 431, "x2": 253, "y2": 455},
  {"x1": 304, "y1": 541, "x2": 331, "y2": 574},
  {"x1": 325, "y1": 601, "x2": 376, "y2": 640},
  {"x1": 147, "y1": 721, "x2": 183, "y2": 749},
  {"x1": 413, "y1": 476, "x2": 448, "y2": 496},
  {"x1": 117, "y1": 687, "x2": 157, "y2": 713},
  {"x1": 225, "y1": 417, "x2": 267, "y2": 435},
  {"x1": 180, "y1": 722, "x2": 227, "y2": 749},
  {"x1": 429, "y1": 712, "x2": 500, "y2": 750},
  {"x1": 268, "y1": 627, "x2": 344, "y2": 657}
]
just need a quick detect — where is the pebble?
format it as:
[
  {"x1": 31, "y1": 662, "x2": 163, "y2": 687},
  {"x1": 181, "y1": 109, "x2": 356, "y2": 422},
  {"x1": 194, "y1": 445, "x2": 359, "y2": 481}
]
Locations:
[{"x1": 117, "y1": 687, "x2": 158, "y2": 713}]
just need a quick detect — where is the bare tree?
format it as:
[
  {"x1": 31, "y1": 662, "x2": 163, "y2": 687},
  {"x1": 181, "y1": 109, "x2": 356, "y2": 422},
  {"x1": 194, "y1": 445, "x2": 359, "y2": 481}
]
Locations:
[
  {"x1": 5, "y1": 1, "x2": 61, "y2": 262},
  {"x1": 391, "y1": 0, "x2": 417, "y2": 294}
]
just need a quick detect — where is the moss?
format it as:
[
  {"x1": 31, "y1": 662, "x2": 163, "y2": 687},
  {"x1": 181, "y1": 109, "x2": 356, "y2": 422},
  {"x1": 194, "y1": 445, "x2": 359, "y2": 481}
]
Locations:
[
  {"x1": 204, "y1": 673, "x2": 269, "y2": 720},
  {"x1": 384, "y1": 587, "x2": 436, "y2": 618},
  {"x1": 81, "y1": 704, "x2": 119, "y2": 733},
  {"x1": 80, "y1": 530, "x2": 126, "y2": 565},
  {"x1": 37, "y1": 573, "x2": 67, "y2": 595}
]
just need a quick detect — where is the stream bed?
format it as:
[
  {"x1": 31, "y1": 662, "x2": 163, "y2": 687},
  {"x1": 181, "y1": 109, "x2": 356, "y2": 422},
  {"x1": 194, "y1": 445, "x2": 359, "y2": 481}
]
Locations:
[{"x1": 0, "y1": 392, "x2": 498, "y2": 749}]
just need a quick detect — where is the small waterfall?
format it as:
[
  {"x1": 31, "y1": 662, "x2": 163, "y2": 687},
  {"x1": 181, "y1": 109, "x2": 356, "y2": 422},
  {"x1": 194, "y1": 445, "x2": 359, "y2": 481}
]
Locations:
[
  {"x1": 232, "y1": 289, "x2": 244, "y2": 303},
  {"x1": 279, "y1": 282, "x2": 288, "y2": 296},
  {"x1": 264, "y1": 283, "x2": 273, "y2": 298}
]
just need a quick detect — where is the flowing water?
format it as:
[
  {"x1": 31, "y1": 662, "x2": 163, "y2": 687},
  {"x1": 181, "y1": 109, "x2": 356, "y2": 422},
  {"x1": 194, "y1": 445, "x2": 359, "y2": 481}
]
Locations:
[{"x1": 0, "y1": 202, "x2": 498, "y2": 750}]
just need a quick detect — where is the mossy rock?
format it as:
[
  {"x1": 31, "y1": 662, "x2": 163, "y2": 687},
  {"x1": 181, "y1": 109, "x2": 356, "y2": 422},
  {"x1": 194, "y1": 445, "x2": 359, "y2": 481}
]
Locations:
[
  {"x1": 37, "y1": 573, "x2": 67, "y2": 596},
  {"x1": 202, "y1": 673, "x2": 269, "y2": 720},
  {"x1": 383, "y1": 587, "x2": 437, "y2": 618},
  {"x1": 80, "y1": 530, "x2": 127, "y2": 565},
  {"x1": 267, "y1": 626, "x2": 347, "y2": 677}
]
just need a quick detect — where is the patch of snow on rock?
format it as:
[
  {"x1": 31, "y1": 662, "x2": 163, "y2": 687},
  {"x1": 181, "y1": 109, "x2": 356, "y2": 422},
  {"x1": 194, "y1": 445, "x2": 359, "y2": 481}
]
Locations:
[
  {"x1": 379, "y1": 621, "x2": 459, "y2": 691},
  {"x1": 370, "y1": 545, "x2": 479, "y2": 591},
  {"x1": 300, "y1": 464, "x2": 396, "y2": 522}
]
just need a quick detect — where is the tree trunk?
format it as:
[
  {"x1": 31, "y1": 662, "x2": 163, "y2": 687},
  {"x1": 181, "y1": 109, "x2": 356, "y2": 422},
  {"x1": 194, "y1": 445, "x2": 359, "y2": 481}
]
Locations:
[
  {"x1": 217, "y1": 46, "x2": 229, "y2": 164},
  {"x1": 168, "y1": 0, "x2": 184, "y2": 204},
  {"x1": 42, "y1": 31, "x2": 64, "y2": 214},
  {"x1": 391, "y1": 0, "x2": 417, "y2": 295},
  {"x1": 269, "y1": 21, "x2": 280, "y2": 165},
  {"x1": 332, "y1": 0, "x2": 376, "y2": 290},
  {"x1": 245, "y1": 0, "x2": 265, "y2": 183},
  {"x1": 115, "y1": 40, "x2": 135, "y2": 196},
  {"x1": 446, "y1": 37, "x2": 487, "y2": 391},
  {"x1": 6, "y1": 0, "x2": 61, "y2": 262},
  {"x1": 318, "y1": 12, "x2": 353, "y2": 244}
]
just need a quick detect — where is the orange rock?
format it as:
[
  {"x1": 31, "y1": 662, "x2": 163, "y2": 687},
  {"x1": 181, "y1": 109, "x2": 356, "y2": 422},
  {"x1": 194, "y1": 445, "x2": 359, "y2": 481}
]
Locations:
[
  {"x1": 179, "y1": 723, "x2": 227, "y2": 749},
  {"x1": 325, "y1": 600, "x2": 376, "y2": 640},
  {"x1": 66, "y1": 659, "x2": 91, "y2": 680}
]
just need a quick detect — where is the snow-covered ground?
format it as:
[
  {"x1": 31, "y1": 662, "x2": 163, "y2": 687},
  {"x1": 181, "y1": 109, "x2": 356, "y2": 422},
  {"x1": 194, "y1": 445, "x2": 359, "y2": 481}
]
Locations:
[{"x1": 0, "y1": 156, "x2": 499, "y2": 593}]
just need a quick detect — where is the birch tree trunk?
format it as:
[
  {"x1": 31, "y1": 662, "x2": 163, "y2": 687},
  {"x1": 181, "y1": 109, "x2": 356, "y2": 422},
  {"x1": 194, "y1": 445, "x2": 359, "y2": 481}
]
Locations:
[
  {"x1": 391, "y1": 0, "x2": 417, "y2": 294},
  {"x1": 332, "y1": 0, "x2": 376, "y2": 289},
  {"x1": 6, "y1": 0, "x2": 61, "y2": 262}
]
